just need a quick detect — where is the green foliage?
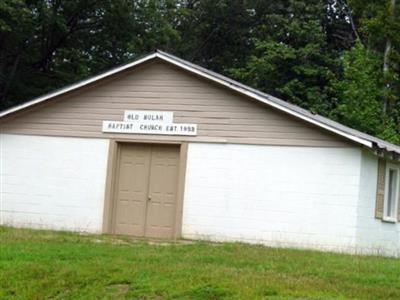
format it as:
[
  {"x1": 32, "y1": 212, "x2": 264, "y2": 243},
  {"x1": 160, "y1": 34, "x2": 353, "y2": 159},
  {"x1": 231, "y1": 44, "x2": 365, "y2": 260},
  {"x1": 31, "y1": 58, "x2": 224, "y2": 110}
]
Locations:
[
  {"x1": 229, "y1": 1, "x2": 339, "y2": 114},
  {"x1": 175, "y1": 0, "x2": 254, "y2": 72},
  {"x1": 332, "y1": 42, "x2": 399, "y2": 143},
  {"x1": 0, "y1": 0, "x2": 181, "y2": 108},
  {"x1": 341, "y1": 0, "x2": 400, "y2": 143}
]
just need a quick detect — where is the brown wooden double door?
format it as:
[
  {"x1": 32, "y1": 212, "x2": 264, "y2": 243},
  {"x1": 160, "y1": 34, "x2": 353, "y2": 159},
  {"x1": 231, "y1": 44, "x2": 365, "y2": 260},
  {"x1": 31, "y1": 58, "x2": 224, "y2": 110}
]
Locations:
[{"x1": 112, "y1": 143, "x2": 180, "y2": 238}]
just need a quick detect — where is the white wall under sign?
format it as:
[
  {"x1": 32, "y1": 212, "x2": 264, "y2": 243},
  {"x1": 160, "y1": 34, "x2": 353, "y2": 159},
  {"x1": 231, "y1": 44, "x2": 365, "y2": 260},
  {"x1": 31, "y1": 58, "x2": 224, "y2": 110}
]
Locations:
[
  {"x1": 182, "y1": 143, "x2": 365, "y2": 253},
  {"x1": 0, "y1": 134, "x2": 109, "y2": 232}
]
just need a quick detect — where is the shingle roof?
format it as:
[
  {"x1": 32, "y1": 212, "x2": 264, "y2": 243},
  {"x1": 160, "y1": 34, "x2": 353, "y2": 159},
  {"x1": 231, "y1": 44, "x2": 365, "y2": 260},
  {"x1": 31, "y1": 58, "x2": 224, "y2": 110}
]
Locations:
[{"x1": 1, "y1": 49, "x2": 399, "y2": 157}]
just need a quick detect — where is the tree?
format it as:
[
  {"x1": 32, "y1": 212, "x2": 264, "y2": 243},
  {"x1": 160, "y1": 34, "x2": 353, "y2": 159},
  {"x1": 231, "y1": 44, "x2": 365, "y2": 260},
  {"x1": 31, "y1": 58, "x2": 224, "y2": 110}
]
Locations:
[
  {"x1": 229, "y1": 0, "x2": 340, "y2": 114},
  {"x1": 0, "y1": 0, "x2": 181, "y2": 109},
  {"x1": 334, "y1": 0, "x2": 400, "y2": 143},
  {"x1": 333, "y1": 42, "x2": 399, "y2": 143},
  {"x1": 175, "y1": 0, "x2": 254, "y2": 72},
  {"x1": 0, "y1": 0, "x2": 35, "y2": 108}
]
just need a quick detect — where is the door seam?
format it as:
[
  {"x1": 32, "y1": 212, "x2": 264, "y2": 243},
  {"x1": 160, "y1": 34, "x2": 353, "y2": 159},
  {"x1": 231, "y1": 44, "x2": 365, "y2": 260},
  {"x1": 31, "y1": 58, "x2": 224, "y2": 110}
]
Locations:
[
  {"x1": 111, "y1": 144, "x2": 122, "y2": 234},
  {"x1": 143, "y1": 144, "x2": 154, "y2": 236}
]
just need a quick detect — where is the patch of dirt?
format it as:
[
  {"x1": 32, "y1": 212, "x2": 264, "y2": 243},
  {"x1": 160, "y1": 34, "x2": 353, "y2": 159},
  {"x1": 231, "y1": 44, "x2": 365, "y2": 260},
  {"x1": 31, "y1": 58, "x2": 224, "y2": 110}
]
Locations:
[{"x1": 106, "y1": 283, "x2": 131, "y2": 296}]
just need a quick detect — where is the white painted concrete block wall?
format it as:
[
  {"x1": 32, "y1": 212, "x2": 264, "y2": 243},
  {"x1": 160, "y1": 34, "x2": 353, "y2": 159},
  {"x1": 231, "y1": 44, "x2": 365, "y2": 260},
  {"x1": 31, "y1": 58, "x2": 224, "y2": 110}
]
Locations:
[
  {"x1": 1, "y1": 134, "x2": 397, "y2": 255},
  {"x1": 0, "y1": 134, "x2": 109, "y2": 232},
  {"x1": 182, "y1": 143, "x2": 363, "y2": 252},
  {"x1": 356, "y1": 152, "x2": 400, "y2": 256}
]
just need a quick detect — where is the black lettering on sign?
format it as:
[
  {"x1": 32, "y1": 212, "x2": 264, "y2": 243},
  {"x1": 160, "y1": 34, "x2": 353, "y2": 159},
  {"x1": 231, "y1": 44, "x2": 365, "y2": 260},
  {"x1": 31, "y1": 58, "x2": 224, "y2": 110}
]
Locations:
[
  {"x1": 180, "y1": 125, "x2": 195, "y2": 132},
  {"x1": 140, "y1": 124, "x2": 163, "y2": 131},
  {"x1": 166, "y1": 125, "x2": 177, "y2": 132},
  {"x1": 126, "y1": 114, "x2": 139, "y2": 121},
  {"x1": 110, "y1": 122, "x2": 133, "y2": 130},
  {"x1": 144, "y1": 114, "x2": 164, "y2": 121}
]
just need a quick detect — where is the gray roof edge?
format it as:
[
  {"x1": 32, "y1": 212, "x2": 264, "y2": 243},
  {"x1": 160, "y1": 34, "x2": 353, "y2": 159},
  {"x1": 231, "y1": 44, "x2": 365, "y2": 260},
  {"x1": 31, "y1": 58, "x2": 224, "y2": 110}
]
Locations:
[
  {"x1": 1, "y1": 49, "x2": 399, "y2": 156},
  {"x1": 157, "y1": 50, "x2": 400, "y2": 156}
]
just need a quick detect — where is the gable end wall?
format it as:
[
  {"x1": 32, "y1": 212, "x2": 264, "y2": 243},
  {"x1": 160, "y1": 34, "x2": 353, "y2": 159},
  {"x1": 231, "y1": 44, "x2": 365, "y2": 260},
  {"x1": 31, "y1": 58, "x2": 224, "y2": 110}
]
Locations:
[{"x1": 0, "y1": 60, "x2": 352, "y2": 148}]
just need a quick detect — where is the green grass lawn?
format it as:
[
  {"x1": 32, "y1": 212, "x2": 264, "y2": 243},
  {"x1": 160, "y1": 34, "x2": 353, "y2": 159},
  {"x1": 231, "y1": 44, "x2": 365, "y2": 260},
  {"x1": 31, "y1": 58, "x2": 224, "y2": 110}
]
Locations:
[{"x1": 0, "y1": 226, "x2": 399, "y2": 300}]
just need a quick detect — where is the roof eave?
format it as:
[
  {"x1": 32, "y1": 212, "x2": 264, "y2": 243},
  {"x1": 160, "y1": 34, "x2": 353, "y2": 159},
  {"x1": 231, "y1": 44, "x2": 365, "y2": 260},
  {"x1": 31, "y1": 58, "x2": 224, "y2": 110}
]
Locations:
[
  {"x1": 154, "y1": 52, "x2": 374, "y2": 149},
  {"x1": 0, "y1": 50, "x2": 391, "y2": 152},
  {"x1": 0, "y1": 53, "x2": 158, "y2": 119}
]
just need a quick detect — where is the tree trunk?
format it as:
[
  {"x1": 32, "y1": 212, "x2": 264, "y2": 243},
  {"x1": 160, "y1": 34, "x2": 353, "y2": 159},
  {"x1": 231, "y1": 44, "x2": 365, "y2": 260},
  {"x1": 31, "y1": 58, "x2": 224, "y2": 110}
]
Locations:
[
  {"x1": 383, "y1": 0, "x2": 396, "y2": 113},
  {"x1": 343, "y1": 0, "x2": 361, "y2": 41}
]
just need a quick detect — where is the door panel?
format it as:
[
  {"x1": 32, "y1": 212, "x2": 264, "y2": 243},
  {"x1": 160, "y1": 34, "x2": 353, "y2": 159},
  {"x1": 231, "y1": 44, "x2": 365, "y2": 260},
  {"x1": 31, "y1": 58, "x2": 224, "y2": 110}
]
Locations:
[
  {"x1": 114, "y1": 144, "x2": 151, "y2": 236},
  {"x1": 113, "y1": 143, "x2": 180, "y2": 238},
  {"x1": 145, "y1": 145, "x2": 180, "y2": 238}
]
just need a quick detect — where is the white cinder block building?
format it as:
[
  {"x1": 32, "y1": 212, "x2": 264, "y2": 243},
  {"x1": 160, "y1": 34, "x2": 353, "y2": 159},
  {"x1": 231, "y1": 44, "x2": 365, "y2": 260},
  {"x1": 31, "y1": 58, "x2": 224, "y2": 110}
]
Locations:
[{"x1": 1, "y1": 51, "x2": 399, "y2": 256}]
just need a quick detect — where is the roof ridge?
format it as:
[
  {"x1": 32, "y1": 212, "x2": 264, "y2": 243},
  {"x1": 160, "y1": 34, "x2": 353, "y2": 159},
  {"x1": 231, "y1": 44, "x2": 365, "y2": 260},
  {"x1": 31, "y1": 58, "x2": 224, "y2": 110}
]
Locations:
[
  {"x1": 1, "y1": 50, "x2": 399, "y2": 156},
  {"x1": 155, "y1": 51, "x2": 400, "y2": 155}
]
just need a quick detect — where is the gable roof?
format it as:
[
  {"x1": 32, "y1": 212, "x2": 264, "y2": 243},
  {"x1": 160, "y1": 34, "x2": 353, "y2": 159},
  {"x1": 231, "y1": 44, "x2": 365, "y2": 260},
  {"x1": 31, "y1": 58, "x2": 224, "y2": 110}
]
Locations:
[{"x1": 1, "y1": 49, "x2": 399, "y2": 157}]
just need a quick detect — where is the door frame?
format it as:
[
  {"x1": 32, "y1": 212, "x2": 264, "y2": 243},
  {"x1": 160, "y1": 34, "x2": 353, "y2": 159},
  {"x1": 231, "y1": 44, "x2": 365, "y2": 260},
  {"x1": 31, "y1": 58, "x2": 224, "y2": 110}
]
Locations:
[{"x1": 102, "y1": 139, "x2": 188, "y2": 239}]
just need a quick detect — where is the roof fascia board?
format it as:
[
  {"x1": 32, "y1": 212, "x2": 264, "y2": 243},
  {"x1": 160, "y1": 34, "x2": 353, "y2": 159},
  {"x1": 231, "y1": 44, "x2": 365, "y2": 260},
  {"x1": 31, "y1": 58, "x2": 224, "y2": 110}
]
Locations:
[
  {"x1": 155, "y1": 53, "x2": 372, "y2": 148},
  {"x1": 0, "y1": 53, "x2": 158, "y2": 118},
  {"x1": 0, "y1": 51, "x2": 372, "y2": 148}
]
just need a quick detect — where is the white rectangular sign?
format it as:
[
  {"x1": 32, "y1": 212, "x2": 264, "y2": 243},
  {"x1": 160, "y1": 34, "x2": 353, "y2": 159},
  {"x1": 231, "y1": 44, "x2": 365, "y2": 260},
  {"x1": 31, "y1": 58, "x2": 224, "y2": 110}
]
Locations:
[
  {"x1": 123, "y1": 110, "x2": 174, "y2": 123},
  {"x1": 102, "y1": 121, "x2": 197, "y2": 136}
]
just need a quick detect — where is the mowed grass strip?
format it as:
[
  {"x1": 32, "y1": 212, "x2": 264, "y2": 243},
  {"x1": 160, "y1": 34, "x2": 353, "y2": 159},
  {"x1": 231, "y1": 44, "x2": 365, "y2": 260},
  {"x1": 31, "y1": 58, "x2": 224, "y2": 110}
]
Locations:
[{"x1": 0, "y1": 226, "x2": 399, "y2": 300}]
